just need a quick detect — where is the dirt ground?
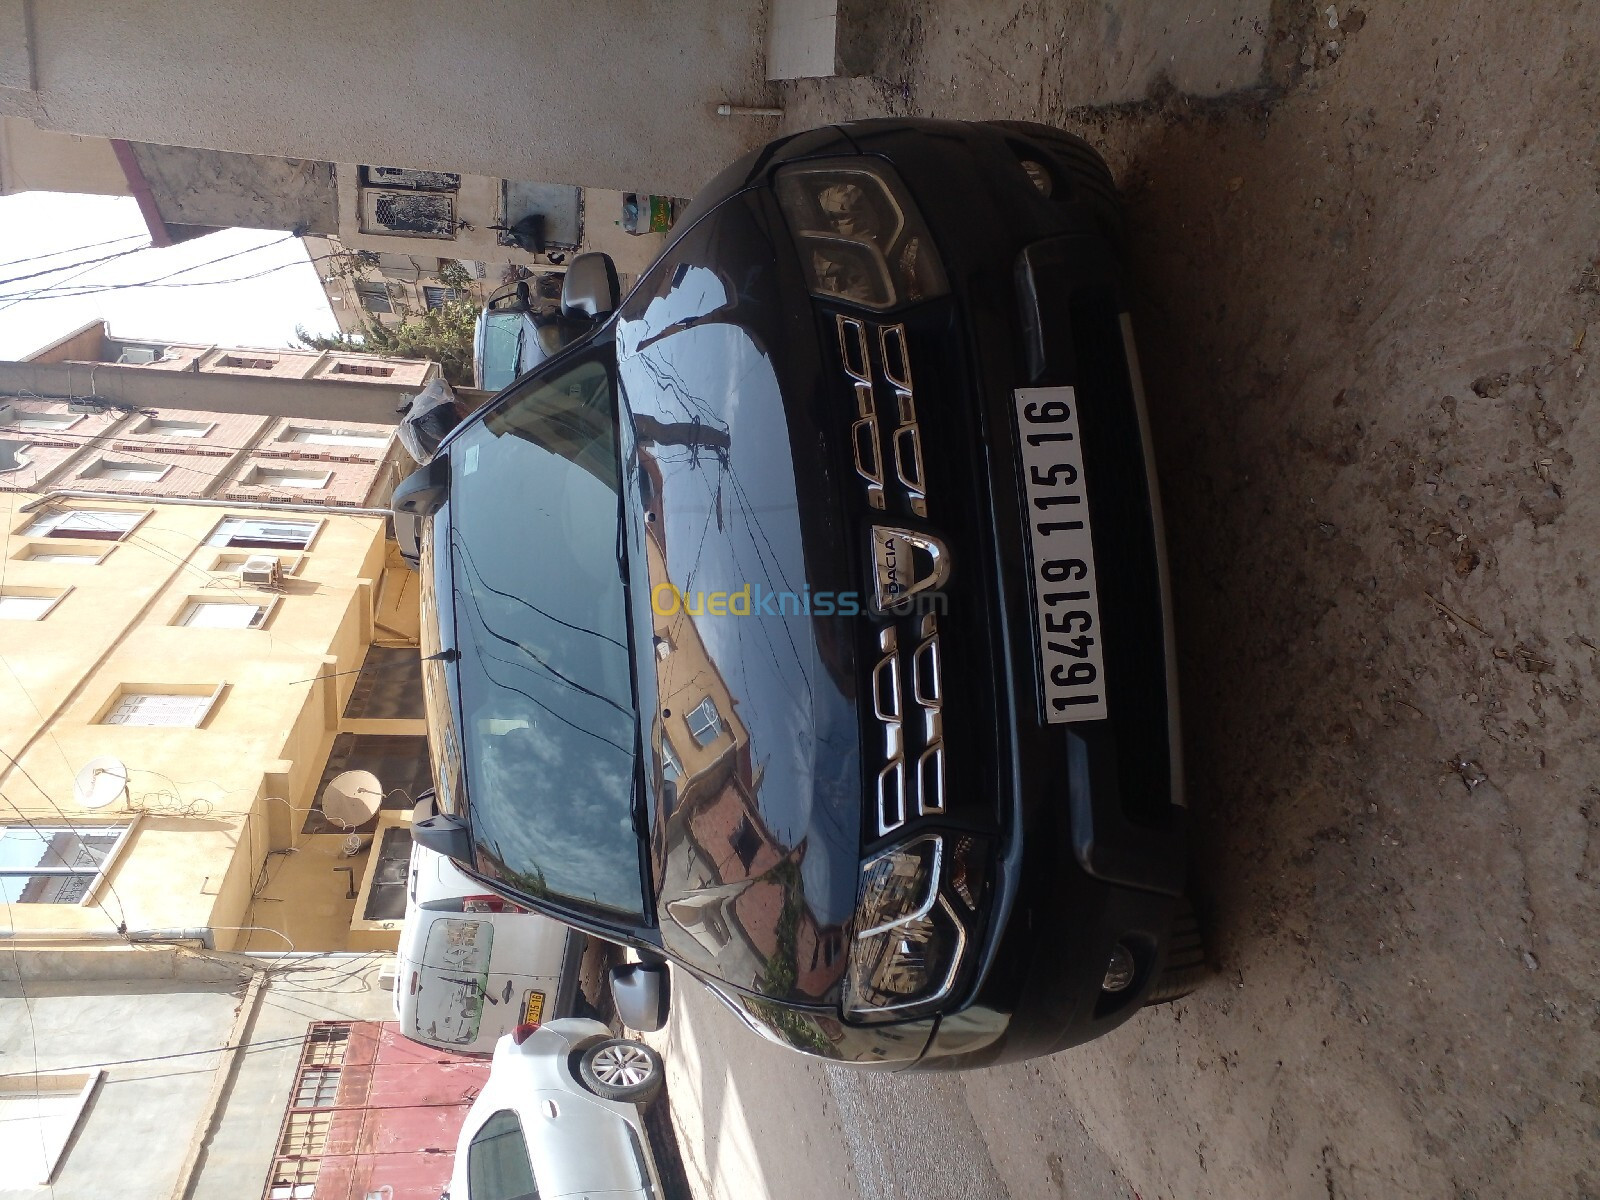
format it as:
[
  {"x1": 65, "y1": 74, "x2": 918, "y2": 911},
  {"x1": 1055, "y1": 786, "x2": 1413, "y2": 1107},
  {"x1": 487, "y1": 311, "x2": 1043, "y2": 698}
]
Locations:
[{"x1": 755, "y1": 2, "x2": 1600, "y2": 1197}]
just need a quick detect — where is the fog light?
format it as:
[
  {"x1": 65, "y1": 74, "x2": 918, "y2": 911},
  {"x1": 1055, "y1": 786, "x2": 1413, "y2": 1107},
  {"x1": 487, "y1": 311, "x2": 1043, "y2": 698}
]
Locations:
[
  {"x1": 1102, "y1": 944, "x2": 1136, "y2": 993},
  {"x1": 1020, "y1": 159, "x2": 1053, "y2": 197}
]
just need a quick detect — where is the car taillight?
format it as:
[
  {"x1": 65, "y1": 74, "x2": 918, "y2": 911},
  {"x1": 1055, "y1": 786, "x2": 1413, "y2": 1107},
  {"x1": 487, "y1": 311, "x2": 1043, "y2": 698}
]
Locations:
[
  {"x1": 461, "y1": 895, "x2": 506, "y2": 913},
  {"x1": 512, "y1": 1022, "x2": 540, "y2": 1045}
]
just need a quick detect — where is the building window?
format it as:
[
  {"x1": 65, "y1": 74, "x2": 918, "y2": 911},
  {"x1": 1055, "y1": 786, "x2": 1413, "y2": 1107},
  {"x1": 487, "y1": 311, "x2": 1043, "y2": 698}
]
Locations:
[
  {"x1": 283, "y1": 426, "x2": 390, "y2": 448},
  {"x1": 360, "y1": 190, "x2": 456, "y2": 239},
  {"x1": 208, "y1": 517, "x2": 319, "y2": 550},
  {"x1": 686, "y1": 696, "x2": 723, "y2": 747},
  {"x1": 342, "y1": 647, "x2": 425, "y2": 720},
  {"x1": 218, "y1": 354, "x2": 277, "y2": 371},
  {"x1": 247, "y1": 466, "x2": 331, "y2": 491},
  {"x1": 278, "y1": 1111, "x2": 332, "y2": 1158},
  {"x1": 355, "y1": 282, "x2": 394, "y2": 314},
  {"x1": 25, "y1": 508, "x2": 143, "y2": 541},
  {"x1": 177, "y1": 600, "x2": 269, "y2": 629},
  {"x1": 330, "y1": 362, "x2": 395, "y2": 378},
  {"x1": 0, "y1": 590, "x2": 66, "y2": 620},
  {"x1": 358, "y1": 166, "x2": 461, "y2": 192},
  {"x1": 262, "y1": 1023, "x2": 352, "y2": 1200},
  {"x1": 264, "y1": 1158, "x2": 319, "y2": 1200},
  {"x1": 660, "y1": 735, "x2": 683, "y2": 784},
  {"x1": 0, "y1": 825, "x2": 127, "y2": 904},
  {"x1": 730, "y1": 814, "x2": 761, "y2": 871},
  {"x1": 423, "y1": 285, "x2": 463, "y2": 309},
  {"x1": 0, "y1": 1071, "x2": 102, "y2": 1186},
  {"x1": 292, "y1": 1068, "x2": 341, "y2": 1109},
  {"x1": 0, "y1": 408, "x2": 80, "y2": 433},
  {"x1": 101, "y1": 689, "x2": 220, "y2": 728},
  {"x1": 19, "y1": 546, "x2": 101, "y2": 565},
  {"x1": 87, "y1": 458, "x2": 168, "y2": 483},
  {"x1": 302, "y1": 1023, "x2": 351, "y2": 1067},
  {"x1": 140, "y1": 417, "x2": 214, "y2": 438}
]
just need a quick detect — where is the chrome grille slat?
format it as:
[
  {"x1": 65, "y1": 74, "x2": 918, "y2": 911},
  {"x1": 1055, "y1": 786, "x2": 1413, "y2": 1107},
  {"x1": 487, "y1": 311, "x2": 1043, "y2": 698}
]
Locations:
[
  {"x1": 877, "y1": 759, "x2": 907, "y2": 833},
  {"x1": 838, "y1": 316, "x2": 872, "y2": 383},
  {"x1": 917, "y1": 744, "x2": 945, "y2": 815},
  {"x1": 879, "y1": 325, "x2": 913, "y2": 392}
]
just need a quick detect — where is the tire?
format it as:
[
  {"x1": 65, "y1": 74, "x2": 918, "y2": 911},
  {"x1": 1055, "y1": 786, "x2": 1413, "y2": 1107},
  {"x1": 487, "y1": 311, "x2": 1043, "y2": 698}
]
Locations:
[
  {"x1": 576, "y1": 1038, "x2": 664, "y2": 1104},
  {"x1": 1144, "y1": 895, "x2": 1209, "y2": 1006},
  {"x1": 985, "y1": 120, "x2": 1124, "y2": 246}
]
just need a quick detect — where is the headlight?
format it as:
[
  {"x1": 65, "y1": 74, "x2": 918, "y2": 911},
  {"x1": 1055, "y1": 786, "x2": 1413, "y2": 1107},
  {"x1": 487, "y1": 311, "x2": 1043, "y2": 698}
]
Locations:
[
  {"x1": 843, "y1": 834, "x2": 968, "y2": 1022},
  {"x1": 775, "y1": 160, "x2": 949, "y2": 311}
]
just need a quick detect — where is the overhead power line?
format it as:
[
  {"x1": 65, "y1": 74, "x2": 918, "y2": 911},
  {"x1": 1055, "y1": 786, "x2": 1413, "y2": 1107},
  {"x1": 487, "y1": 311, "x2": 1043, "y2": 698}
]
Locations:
[{"x1": 0, "y1": 234, "x2": 148, "y2": 273}]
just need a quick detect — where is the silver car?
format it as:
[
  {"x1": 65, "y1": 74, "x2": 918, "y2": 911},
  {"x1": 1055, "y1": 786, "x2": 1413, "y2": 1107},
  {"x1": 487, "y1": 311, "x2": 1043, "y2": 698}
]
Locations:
[{"x1": 445, "y1": 1018, "x2": 665, "y2": 1200}]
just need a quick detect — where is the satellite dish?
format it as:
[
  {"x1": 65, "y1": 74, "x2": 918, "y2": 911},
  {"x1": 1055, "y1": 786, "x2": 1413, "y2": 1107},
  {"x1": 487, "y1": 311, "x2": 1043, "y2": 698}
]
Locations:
[
  {"x1": 75, "y1": 757, "x2": 129, "y2": 810},
  {"x1": 321, "y1": 769, "x2": 384, "y2": 829}
]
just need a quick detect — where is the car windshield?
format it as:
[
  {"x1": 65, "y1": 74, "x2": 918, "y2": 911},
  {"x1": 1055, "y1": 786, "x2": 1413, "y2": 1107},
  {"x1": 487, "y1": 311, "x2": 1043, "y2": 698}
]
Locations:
[
  {"x1": 438, "y1": 350, "x2": 644, "y2": 921},
  {"x1": 478, "y1": 312, "x2": 524, "y2": 391}
]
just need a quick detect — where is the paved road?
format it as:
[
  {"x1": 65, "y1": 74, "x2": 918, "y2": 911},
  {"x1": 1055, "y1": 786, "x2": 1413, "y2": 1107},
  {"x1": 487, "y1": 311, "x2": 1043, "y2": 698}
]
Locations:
[
  {"x1": 647, "y1": 976, "x2": 1132, "y2": 1200},
  {"x1": 645, "y1": 1, "x2": 1600, "y2": 1197}
]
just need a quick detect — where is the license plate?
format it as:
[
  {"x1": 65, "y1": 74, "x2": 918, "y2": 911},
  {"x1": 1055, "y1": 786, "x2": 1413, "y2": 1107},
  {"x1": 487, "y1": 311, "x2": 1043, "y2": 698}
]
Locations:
[
  {"x1": 523, "y1": 991, "x2": 546, "y2": 1026},
  {"x1": 1014, "y1": 387, "x2": 1108, "y2": 723}
]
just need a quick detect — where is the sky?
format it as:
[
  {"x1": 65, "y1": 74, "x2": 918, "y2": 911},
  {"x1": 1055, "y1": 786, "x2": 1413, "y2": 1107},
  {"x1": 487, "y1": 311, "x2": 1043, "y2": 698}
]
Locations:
[{"x1": 0, "y1": 191, "x2": 343, "y2": 361}]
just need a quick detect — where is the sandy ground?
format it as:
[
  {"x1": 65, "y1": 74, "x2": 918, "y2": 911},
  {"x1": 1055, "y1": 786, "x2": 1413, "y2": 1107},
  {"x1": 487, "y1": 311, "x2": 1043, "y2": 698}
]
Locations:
[{"x1": 650, "y1": 3, "x2": 1600, "y2": 1198}]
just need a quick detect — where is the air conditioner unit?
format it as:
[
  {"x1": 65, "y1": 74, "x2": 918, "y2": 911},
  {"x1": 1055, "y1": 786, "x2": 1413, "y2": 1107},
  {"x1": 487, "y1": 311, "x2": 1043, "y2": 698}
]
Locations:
[
  {"x1": 117, "y1": 347, "x2": 159, "y2": 365},
  {"x1": 239, "y1": 555, "x2": 282, "y2": 588}
]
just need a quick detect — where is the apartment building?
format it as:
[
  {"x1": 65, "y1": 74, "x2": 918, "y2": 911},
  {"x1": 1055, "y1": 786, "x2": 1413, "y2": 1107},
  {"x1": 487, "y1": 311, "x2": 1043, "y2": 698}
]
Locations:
[{"x1": 0, "y1": 325, "x2": 436, "y2": 956}]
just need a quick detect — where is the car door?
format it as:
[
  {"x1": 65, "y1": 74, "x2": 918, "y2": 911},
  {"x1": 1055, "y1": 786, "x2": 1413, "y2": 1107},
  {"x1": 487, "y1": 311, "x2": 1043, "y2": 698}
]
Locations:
[{"x1": 520, "y1": 1088, "x2": 644, "y2": 1198}]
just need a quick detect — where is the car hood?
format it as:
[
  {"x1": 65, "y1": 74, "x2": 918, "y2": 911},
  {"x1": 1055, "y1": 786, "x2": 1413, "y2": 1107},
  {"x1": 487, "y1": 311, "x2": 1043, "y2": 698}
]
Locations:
[{"x1": 615, "y1": 191, "x2": 863, "y2": 1006}]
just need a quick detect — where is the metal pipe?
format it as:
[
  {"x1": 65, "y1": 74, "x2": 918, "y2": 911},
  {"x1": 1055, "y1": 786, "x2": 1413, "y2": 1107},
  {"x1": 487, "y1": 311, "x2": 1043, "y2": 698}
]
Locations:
[
  {"x1": 0, "y1": 927, "x2": 216, "y2": 948},
  {"x1": 717, "y1": 103, "x2": 784, "y2": 117},
  {"x1": 18, "y1": 489, "x2": 393, "y2": 517}
]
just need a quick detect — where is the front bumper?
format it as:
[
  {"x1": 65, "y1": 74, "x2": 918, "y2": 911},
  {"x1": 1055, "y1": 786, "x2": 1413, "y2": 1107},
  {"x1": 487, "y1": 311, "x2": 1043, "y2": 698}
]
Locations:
[{"x1": 807, "y1": 120, "x2": 1189, "y2": 1066}]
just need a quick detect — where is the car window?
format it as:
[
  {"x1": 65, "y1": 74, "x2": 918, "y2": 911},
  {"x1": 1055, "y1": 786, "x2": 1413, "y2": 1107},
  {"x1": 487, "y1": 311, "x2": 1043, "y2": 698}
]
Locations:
[
  {"x1": 441, "y1": 353, "x2": 644, "y2": 921},
  {"x1": 479, "y1": 314, "x2": 524, "y2": 392},
  {"x1": 467, "y1": 1110, "x2": 538, "y2": 1200}
]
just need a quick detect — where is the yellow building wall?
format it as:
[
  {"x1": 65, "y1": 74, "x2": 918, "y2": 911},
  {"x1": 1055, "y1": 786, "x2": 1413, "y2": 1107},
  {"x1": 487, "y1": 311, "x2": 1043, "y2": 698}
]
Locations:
[{"x1": 0, "y1": 494, "x2": 417, "y2": 953}]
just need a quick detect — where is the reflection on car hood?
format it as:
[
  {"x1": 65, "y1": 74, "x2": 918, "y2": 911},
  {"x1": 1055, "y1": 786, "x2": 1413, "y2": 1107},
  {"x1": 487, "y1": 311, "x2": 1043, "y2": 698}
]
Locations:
[{"x1": 616, "y1": 192, "x2": 863, "y2": 1006}]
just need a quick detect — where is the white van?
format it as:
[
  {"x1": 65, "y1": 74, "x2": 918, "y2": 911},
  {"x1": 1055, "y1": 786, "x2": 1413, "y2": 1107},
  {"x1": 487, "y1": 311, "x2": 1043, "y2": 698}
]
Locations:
[{"x1": 394, "y1": 843, "x2": 588, "y2": 1055}]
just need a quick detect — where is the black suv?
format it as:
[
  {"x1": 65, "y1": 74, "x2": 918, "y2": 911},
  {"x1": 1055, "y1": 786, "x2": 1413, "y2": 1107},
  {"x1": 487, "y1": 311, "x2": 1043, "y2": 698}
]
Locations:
[{"x1": 396, "y1": 119, "x2": 1198, "y2": 1070}]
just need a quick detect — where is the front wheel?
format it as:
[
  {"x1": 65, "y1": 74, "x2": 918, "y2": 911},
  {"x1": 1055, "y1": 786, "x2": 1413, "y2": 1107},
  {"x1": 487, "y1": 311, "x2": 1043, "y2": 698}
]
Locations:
[
  {"x1": 1143, "y1": 895, "x2": 1209, "y2": 1006},
  {"x1": 577, "y1": 1038, "x2": 664, "y2": 1104}
]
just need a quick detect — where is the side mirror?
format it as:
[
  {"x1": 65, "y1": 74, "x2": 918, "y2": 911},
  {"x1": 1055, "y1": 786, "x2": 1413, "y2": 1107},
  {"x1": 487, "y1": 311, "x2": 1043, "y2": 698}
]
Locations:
[
  {"x1": 560, "y1": 253, "x2": 620, "y2": 320},
  {"x1": 515, "y1": 279, "x2": 532, "y2": 309},
  {"x1": 411, "y1": 792, "x2": 474, "y2": 865},
  {"x1": 608, "y1": 960, "x2": 670, "y2": 1032},
  {"x1": 390, "y1": 456, "x2": 450, "y2": 568}
]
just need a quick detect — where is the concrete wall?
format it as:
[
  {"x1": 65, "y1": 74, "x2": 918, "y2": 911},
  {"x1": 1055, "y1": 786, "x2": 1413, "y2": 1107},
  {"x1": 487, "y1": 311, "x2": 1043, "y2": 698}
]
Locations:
[
  {"x1": 131, "y1": 143, "x2": 339, "y2": 235},
  {"x1": 0, "y1": 115, "x2": 125, "y2": 195},
  {"x1": 0, "y1": 949, "x2": 401, "y2": 1200},
  {"x1": 3, "y1": 0, "x2": 776, "y2": 197}
]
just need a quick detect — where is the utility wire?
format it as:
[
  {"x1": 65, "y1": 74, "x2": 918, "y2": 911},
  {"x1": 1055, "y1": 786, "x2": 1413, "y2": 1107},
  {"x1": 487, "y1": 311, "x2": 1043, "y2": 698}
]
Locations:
[
  {"x1": 0, "y1": 239, "x2": 321, "y2": 305},
  {"x1": 0, "y1": 244, "x2": 157, "y2": 290},
  {"x1": 0, "y1": 234, "x2": 147, "y2": 272}
]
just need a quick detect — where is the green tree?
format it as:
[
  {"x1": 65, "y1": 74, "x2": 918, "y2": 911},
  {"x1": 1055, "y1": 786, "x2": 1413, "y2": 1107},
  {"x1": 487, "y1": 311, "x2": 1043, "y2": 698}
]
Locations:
[{"x1": 298, "y1": 258, "x2": 482, "y2": 387}]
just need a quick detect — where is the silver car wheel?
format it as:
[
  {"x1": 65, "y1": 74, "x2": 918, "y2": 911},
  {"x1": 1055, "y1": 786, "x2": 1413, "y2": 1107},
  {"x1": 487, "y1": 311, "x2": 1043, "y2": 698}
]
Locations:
[
  {"x1": 577, "y1": 1036, "x2": 664, "y2": 1102},
  {"x1": 590, "y1": 1041, "x2": 654, "y2": 1087}
]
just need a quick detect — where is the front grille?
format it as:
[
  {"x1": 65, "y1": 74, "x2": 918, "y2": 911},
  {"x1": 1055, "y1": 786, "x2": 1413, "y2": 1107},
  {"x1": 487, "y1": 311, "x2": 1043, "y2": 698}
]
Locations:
[
  {"x1": 837, "y1": 316, "x2": 928, "y2": 517},
  {"x1": 871, "y1": 614, "x2": 946, "y2": 836},
  {"x1": 837, "y1": 313, "x2": 952, "y2": 839}
]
